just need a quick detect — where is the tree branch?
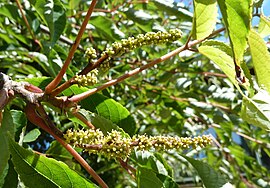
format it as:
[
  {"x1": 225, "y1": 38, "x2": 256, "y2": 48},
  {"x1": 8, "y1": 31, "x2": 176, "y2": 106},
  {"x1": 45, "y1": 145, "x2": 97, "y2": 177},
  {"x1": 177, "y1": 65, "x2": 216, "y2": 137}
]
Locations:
[
  {"x1": 68, "y1": 28, "x2": 225, "y2": 103},
  {"x1": 45, "y1": 0, "x2": 98, "y2": 94},
  {"x1": 25, "y1": 102, "x2": 108, "y2": 188}
]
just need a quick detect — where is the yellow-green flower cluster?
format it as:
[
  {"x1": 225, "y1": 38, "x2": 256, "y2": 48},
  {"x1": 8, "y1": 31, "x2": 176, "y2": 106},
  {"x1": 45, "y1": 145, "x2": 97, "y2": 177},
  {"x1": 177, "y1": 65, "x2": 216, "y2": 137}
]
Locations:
[
  {"x1": 96, "y1": 29, "x2": 182, "y2": 72},
  {"x1": 85, "y1": 47, "x2": 97, "y2": 62},
  {"x1": 99, "y1": 55, "x2": 111, "y2": 72},
  {"x1": 104, "y1": 29, "x2": 182, "y2": 58},
  {"x1": 102, "y1": 130, "x2": 131, "y2": 159},
  {"x1": 74, "y1": 69, "x2": 99, "y2": 87},
  {"x1": 64, "y1": 129, "x2": 212, "y2": 160}
]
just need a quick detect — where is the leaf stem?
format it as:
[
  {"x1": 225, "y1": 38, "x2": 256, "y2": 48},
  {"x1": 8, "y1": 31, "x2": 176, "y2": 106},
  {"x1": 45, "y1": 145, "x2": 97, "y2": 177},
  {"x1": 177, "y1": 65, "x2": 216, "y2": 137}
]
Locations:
[
  {"x1": 119, "y1": 159, "x2": 136, "y2": 178},
  {"x1": 45, "y1": 0, "x2": 98, "y2": 94}
]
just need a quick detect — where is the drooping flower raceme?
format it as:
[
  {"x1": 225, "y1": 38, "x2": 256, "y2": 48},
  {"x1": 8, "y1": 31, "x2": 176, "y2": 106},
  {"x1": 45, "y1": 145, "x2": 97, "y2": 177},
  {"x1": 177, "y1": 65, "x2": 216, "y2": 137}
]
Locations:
[
  {"x1": 74, "y1": 29, "x2": 183, "y2": 86},
  {"x1": 64, "y1": 129, "x2": 212, "y2": 160}
]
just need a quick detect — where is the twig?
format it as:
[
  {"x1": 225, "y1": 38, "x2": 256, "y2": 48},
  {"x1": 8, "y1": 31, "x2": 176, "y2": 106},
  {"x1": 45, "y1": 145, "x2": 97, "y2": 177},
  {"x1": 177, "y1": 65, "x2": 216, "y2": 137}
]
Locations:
[
  {"x1": 68, "y1": 28, "x2": 225, "y2": 103},
  {"x1": 15, "y1": 0, "x2": 36, "y2": 41},
  {"x1": 211, "y1": 123, "x2": 270, "y2": 148},
  {"x1": 45, "y1": 0, "x2": 98, "y2": 94},
  {"x1": 50, "y1": 54, "x2": 108, "y2": 97},
  {"x1": 199, "y1": 71, "x2": 227, "y2": 78},
  {"x1": 79, "y1": 54, "x2": 109, "y2": 75},
  {"x1": 119, "y1": 159, "x2": 136, "y2": 178},
  {"x1": 53, "y1": 136, "x2": 108, "y2": 188}
]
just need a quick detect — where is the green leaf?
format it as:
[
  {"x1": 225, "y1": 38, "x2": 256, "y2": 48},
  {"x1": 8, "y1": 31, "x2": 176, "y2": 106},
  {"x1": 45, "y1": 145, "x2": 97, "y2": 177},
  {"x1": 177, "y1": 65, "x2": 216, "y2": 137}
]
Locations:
[
  {"x1": 241, "y1": 90, "x2": 270, "y2": 130},
  {"x1": 258, "y1": 14, "x2": 270, "y2": 38},
  {"x1": 217, "y1": 0, "x2": 252, "y2": 64},
  {"x1": 0, "y1": 4, "x2": 21, "y2": 22},
  {"x1": 8, "y1": 137, "x2": 97, "y2": 188},
  {"x1": 1, "y1": 160, "x2": 18, "y2": 188},
  {"x1": 198, "y1": 40, "x2": 239, "y2": 88},
  {"x1": 131, "y1": 151, "x2": 173, "y2": 177},
  {"x1": 24, "y1": 76, "x2": 52, "y2": 91},
  {"x1": 123, "y1": 9, "x2": 154, "y2": 32},
  {"x1": 152, "y1": 0, "x2": 193, "y2": 21},
  {"x1": 248, "y1": 29, "x2": 270, "y2": 93},
  {"x1": 6, "y1": 27, "x2": 29, "y2": 45},
  {"x1": 45, "y1": 141, "x2": 81, "y2": 171},
  {"x1": 136, "y1": 167, "x2": 163, "y2": 188},
  {"x1": 64, "y1": 85, "x2": 137, "y2": 135},
  {"x1": 0, "y1": 163, "x2": 8, "y2": 187},
  {"x1": 23, "y1": 128, "x2": 41, "y2": 143},
  {"x1": 10, "y1": 110, "x2": 27, "y2": 130},
  {"x1": 10, "y1": 110, "x2": 27, "y2": 140},
  {"x1": 91, "y1": 114, "x2": 121, "y2": 134},
  {"x1": 136, "y1": 166, "x2": 177, "y2": 188},
  {"x1": 81, "y1": 93, "x2": 136, "y2": 135},
  {"x1": 0, "y1": 110, "x2": 15, "y2": 178},
  {"x1": 182, "y1": 155, "x2": 229, "y2": 188},
  {"x1": 124, "y1": 9, "x2": 154, "y2": 25},
  {"x1": 27, "y1": 52, "x2": 56, "y2": 77},
  {"x1": 156, "y1": 174, "x2": 178, "y2": 188},
  {"x1": 91, "y1": 15, "x2": 125, "y2": 41},
  {"x1": 30, "y1": 0, "x2": 66, "y2": 48},
  {"x1": 46, "y1": 141, "x2": 73, "y2": 161},
  {"x1": 192, "y1": 0, "x2": 218, "y2": 40},
  {"x1": 228, "y1": 145, "x2": 245, "y2": 166}
]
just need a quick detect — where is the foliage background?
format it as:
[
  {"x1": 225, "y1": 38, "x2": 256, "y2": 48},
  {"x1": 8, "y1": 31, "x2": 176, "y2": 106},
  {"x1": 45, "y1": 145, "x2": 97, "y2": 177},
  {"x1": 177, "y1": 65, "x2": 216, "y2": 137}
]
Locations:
[{"x1": 0, "y1": 0, "x2": 270, "y2": 187}]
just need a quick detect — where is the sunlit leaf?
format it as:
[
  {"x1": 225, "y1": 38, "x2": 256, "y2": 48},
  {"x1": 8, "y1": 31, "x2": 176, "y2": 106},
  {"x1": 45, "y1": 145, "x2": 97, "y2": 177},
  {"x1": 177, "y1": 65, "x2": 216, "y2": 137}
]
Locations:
[
  {"x1": 23, "y1": 128, "x2": 41, "y2": 143},
  {"x1": 248, "y1": 29, "x2": 270, "y2": 93},
  {"x1": 258, "y1": 14, "x2": 270, "y2": 38},
  {"x1": 91, "y1": 113, "x2": 121, "y2": 134},
  {"x1": 217, "y1": 0, "x2": 252, "y2": 64},
  {"x1": 131, "y1": 151, "x2": 172, "y2": 177},
  {"x1": 46, "y1": 141, "x2": 81, "y2": 171},
  {"x1": 192, "y1": 0, "x2": 218, "y2": 40},
  {"x1": 241, "y1": 90, "x2": 270, "y2": 130},
  {"x1": 198, "y1": 40, "x2": 239, "y2": 88},
  {"x1": 137, "y1": 167, "x2": 163, "y2": 188}
]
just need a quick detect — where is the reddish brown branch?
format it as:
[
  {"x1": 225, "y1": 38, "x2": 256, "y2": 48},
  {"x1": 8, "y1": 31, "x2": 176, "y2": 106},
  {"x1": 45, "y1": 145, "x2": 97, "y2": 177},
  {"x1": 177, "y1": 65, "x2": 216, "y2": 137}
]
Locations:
[
  {"x1": 45, "y1": 0, "x2": 98, "y2": 94},
  {"x1": 119, "y1": 159, "x2": 136, "y2": 178},
  {"x1": 50, "y1": 54, "x2": 109, "y2": 97},
  {"x1": 25, "y1": 103, "x2": 108, "y2": 188},
  {"x1": 67, "y1": 28, "x2": 225, "y2": 103}
]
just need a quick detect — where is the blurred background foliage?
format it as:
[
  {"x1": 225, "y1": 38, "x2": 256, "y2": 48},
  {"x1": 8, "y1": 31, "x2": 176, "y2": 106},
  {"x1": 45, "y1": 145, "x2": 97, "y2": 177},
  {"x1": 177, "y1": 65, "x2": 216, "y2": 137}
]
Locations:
[{"x1": 0, "y1": 0, "x2": 270, "y2": 187}]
